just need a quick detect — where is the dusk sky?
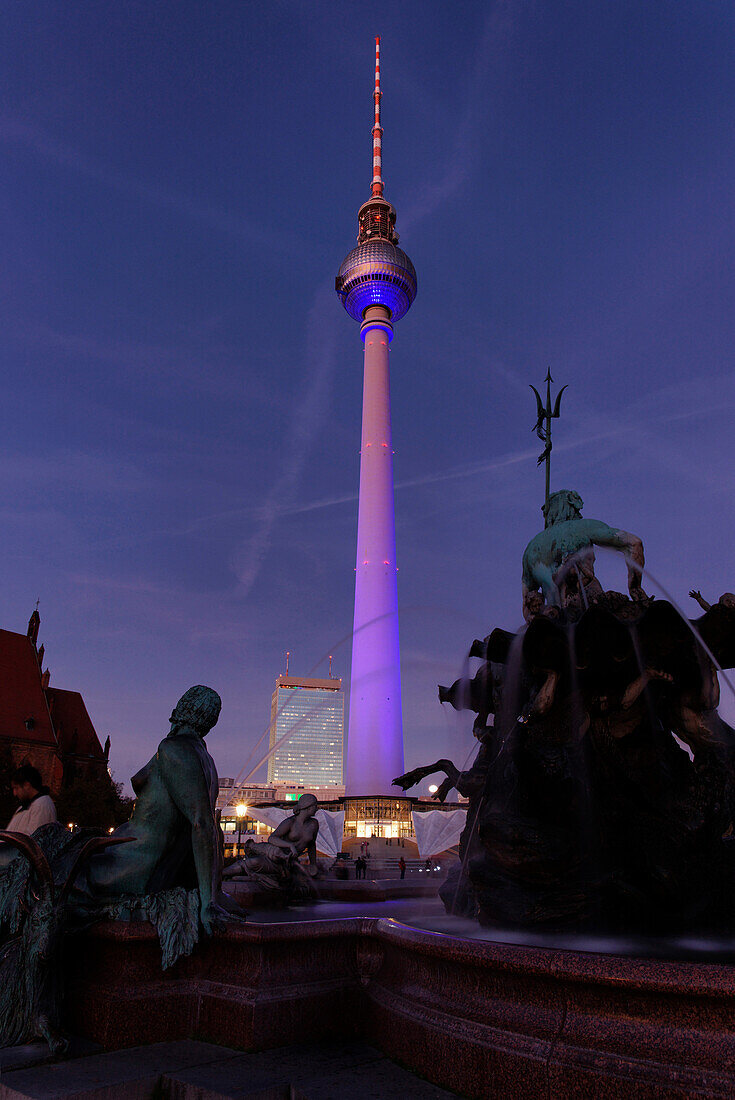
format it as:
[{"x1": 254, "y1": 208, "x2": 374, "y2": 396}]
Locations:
[{"x1": 2, "y1": 1, "x2": 735, "y2": 795}]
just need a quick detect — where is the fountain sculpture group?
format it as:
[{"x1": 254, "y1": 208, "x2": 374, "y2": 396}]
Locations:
[{"x1": 397, "y1": 488, "x2": 735, "y2": 935}]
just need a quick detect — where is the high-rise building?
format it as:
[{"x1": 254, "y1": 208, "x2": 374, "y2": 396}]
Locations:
[
  {"x1": 335, "y1": 38, "x2": 416, "y2": 795},
  {"x1": 266, "y1": 675, "x2": 344, "y2": 788}
]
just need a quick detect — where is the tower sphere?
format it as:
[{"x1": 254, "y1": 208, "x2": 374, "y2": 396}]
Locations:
[{"x1": 336, "y1": 238, "x2": 417, "y2": 324}]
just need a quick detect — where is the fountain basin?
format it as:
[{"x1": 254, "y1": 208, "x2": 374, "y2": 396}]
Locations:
[{"x1": 68, "y1": 916, "x2": 735, "y2": 1098}]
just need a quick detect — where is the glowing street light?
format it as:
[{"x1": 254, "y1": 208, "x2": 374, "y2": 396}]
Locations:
[{"x1": 235, "y1": 803, "x2": 248, "y2": 856}]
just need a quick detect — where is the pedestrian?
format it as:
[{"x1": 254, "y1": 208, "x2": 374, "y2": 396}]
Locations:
[
  {"x1": 398, "y1": 856, "x2": 406, "y2": 880},
  {"x1": 6, "y1": 765, "x2": 57, "y2": 834},
  {"x1": 424, "y1": 858, "x2": 432, "y2": 876}
]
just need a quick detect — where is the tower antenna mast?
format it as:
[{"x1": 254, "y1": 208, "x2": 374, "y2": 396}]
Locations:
[
  {"x1": 530, "y1": 370, "x2": 567, "y2": 524},
  {"x1": 371, "y1": 37, "x2": 383, "y2": 197}
]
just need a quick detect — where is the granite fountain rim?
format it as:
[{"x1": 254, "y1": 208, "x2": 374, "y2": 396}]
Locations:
[{"x1": 86, "y1": 916, "x2": 735, "y2": 994}]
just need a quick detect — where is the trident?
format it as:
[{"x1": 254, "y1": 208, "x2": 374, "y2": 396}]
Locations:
[{"x1": 530, "y1": 370, "x2": 567, "y2": 525}]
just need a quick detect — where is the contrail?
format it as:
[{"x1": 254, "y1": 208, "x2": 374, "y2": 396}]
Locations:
[
  {"x1": 401, "y1": 0, "x2": 524, "y2": 233},
  {"x1": 232, "y1": 285, "x2": 338, "y2": 596}
]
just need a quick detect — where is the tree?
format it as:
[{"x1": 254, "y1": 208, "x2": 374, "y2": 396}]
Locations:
[{"x1": 55, "y1": 774, "x2": 134, "y2": 831}]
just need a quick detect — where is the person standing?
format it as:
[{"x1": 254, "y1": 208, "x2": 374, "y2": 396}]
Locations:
[
  {"x1": 398, "y1": 856, "x2": 406, "y2": 880},
  {"x1": 6, "y1": 765, "x2": 57, "y2": 834}
]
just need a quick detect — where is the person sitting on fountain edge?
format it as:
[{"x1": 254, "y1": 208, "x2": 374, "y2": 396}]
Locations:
[{"x1": 6, "y1": 765, "x2": 57, "y2": 834}]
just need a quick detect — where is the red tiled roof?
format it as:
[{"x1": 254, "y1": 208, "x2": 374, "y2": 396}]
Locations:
[
  {"x1": 46, "y1": 687, "x2": 104, "y2": 760},
  {"x1": 0, "y1": 629, "x2": 57, "y2": 745}
]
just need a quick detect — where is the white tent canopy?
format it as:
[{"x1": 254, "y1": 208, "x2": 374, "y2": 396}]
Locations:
[
  {"x1": 313, "y1": 810, "x2": 345, "y2": 859},
  {"x1": 411, "y1": 809, "x2": 467, "y2": 858},
  {"x1": 243, "y1": 805, "x2": 345, "y2": 859}
]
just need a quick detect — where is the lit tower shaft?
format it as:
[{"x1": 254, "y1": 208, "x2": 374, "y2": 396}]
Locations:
[{"x1": 336, "y1": 39, "x2": 417, "y2": 795}]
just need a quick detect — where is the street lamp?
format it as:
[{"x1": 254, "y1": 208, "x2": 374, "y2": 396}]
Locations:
[{"x1": 235, "y1": 803, "x2": 247, "y2": 856}]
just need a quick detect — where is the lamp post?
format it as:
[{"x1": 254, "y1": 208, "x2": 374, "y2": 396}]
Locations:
[{"x1": 235, "y1": 803, "x2": 247, "y2": 857}]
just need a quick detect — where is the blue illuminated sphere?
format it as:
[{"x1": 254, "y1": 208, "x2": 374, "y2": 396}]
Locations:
[{"x1": 336, "y1": 239, "x2": 417, "y2": 323}]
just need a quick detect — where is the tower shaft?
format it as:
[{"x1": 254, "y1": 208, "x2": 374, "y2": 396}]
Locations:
[{"x1": 346, "y1": 305, "x2": 404, "y2": 794}]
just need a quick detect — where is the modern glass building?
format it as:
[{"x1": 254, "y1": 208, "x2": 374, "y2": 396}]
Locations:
[{"x1": 267, "y1": 675, "x2": 344, "y2": 788}]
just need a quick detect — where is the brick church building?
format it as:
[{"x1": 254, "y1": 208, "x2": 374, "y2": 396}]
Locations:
[{"x1": 0, "y1": 609, "x2": 109, "y2": 794}]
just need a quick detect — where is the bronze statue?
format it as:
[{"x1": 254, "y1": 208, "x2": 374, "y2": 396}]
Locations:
[
  {"x1": 689, "y1": 589, "x2": 735, "y2": 614},
  {"x1": 394, "y1": 731, "x2": 495, "y2": 918},
  {"x1": 223, "y1": 793, "x2": 320, "y2": 893},
  {"x1": 0, "y1": 685, "x2": 246, "y2": 1055},
  {"x1": 0, "y1": 828, "x2": 130, "y2": 1053},
  {"x1": 80, "y1": 685, "x2": 232, "y2": 935},
  {"x1": 521, "y1": 489, "x2": 646, "y2": 621}
]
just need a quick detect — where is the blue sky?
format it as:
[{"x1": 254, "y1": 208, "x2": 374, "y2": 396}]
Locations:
[{"x1": 2, "y1": 1, "x2": 735, "y2": 793}]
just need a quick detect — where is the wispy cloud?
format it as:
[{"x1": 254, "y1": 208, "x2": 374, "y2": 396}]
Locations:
[
  {"x1": 569, "y1": 372, "x2": 735, "y2": 495},
  {"x1": 252, "y1": 386, "x2": 735, "y2": 519},
  {"x1": 0, "y1": 115, "x2": 300, "y2": 258},
  {"x1": 401, "y1": 0, "x2": 527, "y2": 232},
  {"x1": 66, "y1": 572, "x2": 177, "y2": 597},
  {"x1": 17, "y1": 319, "x2": 267, "y2": 403},
  {"x1": 0, "y1": 448, "x2": 150, "y2": 495},
  {"x1": 108, "y1": 371, "x2": 732, "y2": 553},
  {"x1": 231, "y1": 285, "x2": 339, "y2": 596},
  {"x1": 66, "y1": 569, "x2": 252, "y2": 649}
]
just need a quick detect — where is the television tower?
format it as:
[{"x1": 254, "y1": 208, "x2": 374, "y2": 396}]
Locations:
[{"x1": 336, "y1": 38, "x2": 417, "y2": 795}]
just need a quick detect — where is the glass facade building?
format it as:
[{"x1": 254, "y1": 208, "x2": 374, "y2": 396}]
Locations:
[{"x1": 267, "y1": 675, "x2": 344, "y2": 788}]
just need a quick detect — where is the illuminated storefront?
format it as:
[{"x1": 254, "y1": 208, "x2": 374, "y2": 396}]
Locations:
[{"x1": 343, "y1": 796, "x2": 445, "y2": 839}]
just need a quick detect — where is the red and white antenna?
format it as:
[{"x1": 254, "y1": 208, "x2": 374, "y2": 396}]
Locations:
[
  {"x1": 371, "y1": 36, "x2": 383, "y2": 197},
  {"x1": 285, "y1": 650, "x2": 290, "y2": 676}
]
